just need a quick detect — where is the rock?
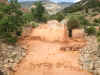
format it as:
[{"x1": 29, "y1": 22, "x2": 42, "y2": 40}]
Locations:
[
  {"x1": 0, "y1": 43, "x2": 26, "y2": 75},
  {"x1": 95, "y1": 60, "x2": 100, "y2": 68},
  {"x1": 80, "y1": 36, "x2": 100, "y2": 75},
  {"x1": 7, "y1": 45, "x2": 14, "y2": 49}
]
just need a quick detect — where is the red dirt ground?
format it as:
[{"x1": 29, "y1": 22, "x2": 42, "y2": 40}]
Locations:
[{"x1": 11, "y1": 21, "x2": 93, "y2": 75}]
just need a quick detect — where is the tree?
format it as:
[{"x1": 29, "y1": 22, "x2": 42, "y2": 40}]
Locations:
[
  {"x1": 31, "y1": 1, "x2": 47, "y2": 22},
  {"x1": 0, "y1": 0, "x2": 25, "y2": 43},
  {"x1": 67, "y1": 16, "x2": 80, "y2": 37},
  {"x1": 55, "y1": 13, "x2": 64, "y2": 22}
]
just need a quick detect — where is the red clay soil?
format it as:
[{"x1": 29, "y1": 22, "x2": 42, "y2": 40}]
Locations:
[{"x1": 12, "y1": 21, "x2": 93, "y2": 75}]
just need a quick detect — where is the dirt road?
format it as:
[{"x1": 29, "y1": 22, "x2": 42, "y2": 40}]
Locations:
[
  {"x1": 12, "y1": 40, "x2": 92, "y2": 75},
  {"x1": 12, "y1": 21, "x2": 92, "y2": 75}
]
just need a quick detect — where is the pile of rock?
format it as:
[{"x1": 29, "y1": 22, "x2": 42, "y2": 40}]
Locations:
[
  {"x1": 0, "y1": 42, "x2": 26, "y2": 75},
  {"x1": 80, "y1": 36, "x2": 100, "y2": 75}
]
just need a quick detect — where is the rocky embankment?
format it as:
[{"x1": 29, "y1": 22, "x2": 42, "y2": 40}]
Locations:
[
  {"x1": 0, "y1": 42, "x2": 26, "y2": 75},
  {"x1": 80, "y1": 36, "x2": 100, "y2": 75}
]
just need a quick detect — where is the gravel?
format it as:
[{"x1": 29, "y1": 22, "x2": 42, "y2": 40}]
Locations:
[
  {"x1": 80, "y1": 36, "x2": 100, "y2": 75},
  {"x1": 0, "y1": 42, "x2": 26, "y2": 75}
]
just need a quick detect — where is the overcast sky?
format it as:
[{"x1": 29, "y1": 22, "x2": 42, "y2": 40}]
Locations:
[{"x1": 18, "y1": 0, "x2": 81, "y2": 3}]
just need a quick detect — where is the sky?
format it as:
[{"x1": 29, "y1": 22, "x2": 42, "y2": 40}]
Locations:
[{"x1": 18, "y1": 0, "x2": 81, "y2": 3}]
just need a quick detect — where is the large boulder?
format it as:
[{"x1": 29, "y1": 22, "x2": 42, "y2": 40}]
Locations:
[{"x1": 31, "y1": 20, "x2": 69, "y2": 42}]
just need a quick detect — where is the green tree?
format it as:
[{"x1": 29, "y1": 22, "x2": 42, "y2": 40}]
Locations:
[
  {"x1": 0, "y1": 0, "x2": 25, "y2": 43},
  {"x1": 31, "y1": 1, "x2": 47, "y2": 22},
  {"x1": 67, "y1": 16, "x2": 81, "y2": 37},
  {"x1": 85, "y1": 26, "x2": 96, "y2": 35},
  {"x1": 55, "y1": 13, "x2": 64, "y2": 22}
]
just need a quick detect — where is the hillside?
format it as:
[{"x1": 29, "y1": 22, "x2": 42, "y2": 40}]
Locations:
[
  {"x1": 60, "y1": 0, "x2": 100, "y2": 14},
  {"x1": 58, "y1": 2, "x2": 73, "y2": 8},
  {"x1": 20, "y1": 1, "x2": 73, "y2": 14}
]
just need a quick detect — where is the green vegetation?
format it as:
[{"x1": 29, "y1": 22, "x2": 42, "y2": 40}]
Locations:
[
  {"x1": 0, "y1": 0, "x2": 25, "y2": 44},
  {"x1": 31, "y1": 21, "x2": 39, "y2": 28},
  {"x1": 94, "y1": 18, "x2": 100, "y2": 23},
  {"x1": 96, "y1": 31, "x2": 100, "y2": 42},
  {"x1": 91, "y1": 12, "x2": 98, "y2": 17},
  {"x1": 48, "y1": 13, "x2": 64, "y2": 22},
  {"x1": 0, "y1": 0, "x2": 100, "y2": 43},
  {"x1": 67, "y1": 16, "x2": 81, "y2": 37},
  {"x1": 59, "y1": 0, "x2": 100, "y2": 16},
  {"x1": 0, "y1": 1, "x2": 48, "y2": 44},
  {"x1": 78, "y1": 15, "x2": 89, "y2": 27},
  {"x1": 31, "y1": 1, "x2": 47, "y2": 22},
  {"x1": 85, "y1": 26, "x2": 96, "y2": 35},
  {"x1": 23, "y1": 13, "x2": 33, "y2": 23},
  {"x1": 67, "y1": 16, "x2": 81, "y2": 29}
]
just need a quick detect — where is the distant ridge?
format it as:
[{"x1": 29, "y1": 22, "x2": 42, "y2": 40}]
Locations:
[{"x1": 20, "y1": 1, "x2": 73, "y2": 14}]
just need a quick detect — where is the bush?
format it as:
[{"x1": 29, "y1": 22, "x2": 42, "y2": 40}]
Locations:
[
  {"x1": 23, "y1": 13, "x2": 33, "y2": 23},
  {"x1": 55, "y1": 13, "x2": 65, "y2": 22},
  {"x1": 67, "y1": 16, "x2": 81, "y2": 29},
  {"x1": 48, "y1": 13, "x2": 64, "y2": 22},
  {"x1": 91, "y1": 13, "x2": 98, "y2": 17},
  {"x1": 7, "y1": 36, "x2": 17, "y2": 44},
  {"x1": 94, "y1": 18, "x2": 100, "y2": 23},
  {"x1": 0, "y1": 33, "x2": 17, "y2": 44},
  {"x1": 97, "y1": 31, "x2": 100, "y2": 37},
  {"x1": 92, "y1": 23, "x2": 99, "y2": 26},
  {"x1": 78, "y1": 15, "x2": 89, "y2": 27},
  {"x1": 67, "y1": 16, "x2": 81, "y2": 37},
  {"x1": 31, "y1": 22, "x2": 39, "y2": 28},
  {"x1": 85, "y1": 26, "x2": 96, "y2": 35},
  {"x1": 97, "y1": 36, "x2": 100, "y2": 42}
]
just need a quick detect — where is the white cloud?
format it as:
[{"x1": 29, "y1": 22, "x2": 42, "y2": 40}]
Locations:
[{"x1": 74, "y1": 0, "x2": 81, "y2": 2}]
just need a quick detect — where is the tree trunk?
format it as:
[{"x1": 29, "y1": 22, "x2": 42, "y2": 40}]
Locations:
[{"x1": 69, "y1": 29, "x2": 72, "y2": 37}]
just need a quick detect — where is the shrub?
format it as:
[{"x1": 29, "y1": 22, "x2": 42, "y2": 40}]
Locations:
[
  {"x1": 91, "y1": 13, "x2": 98, "y2": 17},
  {"x1": 97, "y1": 36, "x2": 100, "y2": 42},
  {"x1": 94, "y1": 18, "x2": 100, "y2": 23},
  {"x1": 67, "y1": 16, "x2": 81, "y2": 37},
  {"x1": 48, "y1": 13, "x2": 64, "y2": 22},
  {"x1": 31, "y1": 22, "x2": 39, "y2": 28},
  {"x1": 23, "y1": 13, "x2": 33, "y2": 23},
  {"x1": 92, "y1": 23, "x2": 99, "y2": 26},
  {"x1": 85, "y1": 26, "x2": 96, "y2": 35},
  {"x1": 67, "y1": 16, "x2": 81, "y2": 29},
  {"x1": 97, "y1": 31, "x2": 100, "y2": 37},
  {"x1": 55, "y1": 13, "x2": 65, "y2": 22},
  {"x1": 0, "y1": 33, "x2": 17, "y2": 44},
  {"x1": 78, "y1": 15, "x2": 89, "y2": 27},
  {"x1": 7, "y1": 36, "x2": 17, "y2": 44}
]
